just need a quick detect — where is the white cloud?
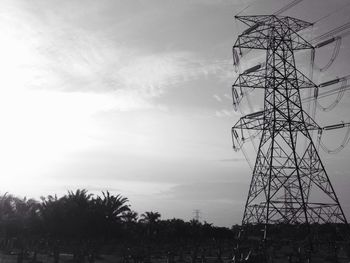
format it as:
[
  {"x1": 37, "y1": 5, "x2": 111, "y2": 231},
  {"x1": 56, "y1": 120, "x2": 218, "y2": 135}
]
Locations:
[
  {"x1": 224, "y1": 93, "x2": 232, "y2": 100},
  {"x1": 0, "y1": 0, "x2": 235, "y2": 114},
  {"x1": 213, "y1": 94, "x2": 222, "y2": 102},
  {"x1": 215, "y1": 109, "x2": 239, "y2": 117},
  {"x1": 0, "y1": 1, "x2": 237, "y2": 182}
]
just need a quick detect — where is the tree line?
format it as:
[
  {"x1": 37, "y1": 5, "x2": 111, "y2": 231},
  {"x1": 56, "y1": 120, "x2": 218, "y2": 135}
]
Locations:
[
  {"x1": 0, "y1": 189, "x2": 235, "y2": 262},
  {"x1": 0, "y1": 189, "x2": 348, "y2": 262}
]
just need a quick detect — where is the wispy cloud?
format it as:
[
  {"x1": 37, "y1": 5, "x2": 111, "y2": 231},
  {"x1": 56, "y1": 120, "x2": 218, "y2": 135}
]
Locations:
[
  {"x1": 213, "y1": 94, "x2": 222, "y2": 102},
  {"x1": 159, "y1": 181, "x2": 248, "y2": 202},
  {"x1": 224, "y1": 93, "x2": 232, "y2": 100},
  {"x1": 0, "y1": 0, "x2": 235, "y2": 113},
  {"x1": 217, "y1": 158, "x2": 245, "y2": 162},
  {"x1": 215, "y1": 109, "x2": 240, "y2": 117}
]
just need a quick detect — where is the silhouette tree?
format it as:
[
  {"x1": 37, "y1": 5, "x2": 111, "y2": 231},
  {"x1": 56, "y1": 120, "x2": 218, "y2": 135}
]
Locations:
[
  {"x1": 1, "y1": 196, "x2": 41, "y2": 263},
  {"x1": 0, "y1": 193, "x2": 16, "y2": 238},
  {"x1": 140, "y1": 212, "x2": 161, "y2": 225},
  {"x1": 91, "y1": 191, "x2": 130, "y2": 240},
  {"x1": 140, "y1": 211, "x2": 161, "y2": 238},
  {"x1": 40, "y1": 195, "x2": 65, "y2": 238},
  {"x1": 64, "y1": 189, "x2": 93, "y2": 237},
  {"x1": 0, "y1": 190, "x2": 240, "y2": 263},
  {"x1": 122, "y1": 210, "x2": 138, "y2": 223},
  {"x1": 94, "y1": 191, "x2": 130, "y2": 223}
]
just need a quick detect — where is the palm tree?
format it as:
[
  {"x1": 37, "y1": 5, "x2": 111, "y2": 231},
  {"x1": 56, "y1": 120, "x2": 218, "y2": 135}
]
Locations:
[
  {"x1": 1, "y1": 196, "x2": 41, "y2": 263},
  {"x1": 140, "y1": 211, "x2": 161, "y2": 238},
  {"x1": 40, "y1": 195, "x2": 64, "y2": 236},
  {"x1": 122, "y1": 210, "x2": 138, "y2": 223},
  {"x1": 94, "y1": 191, "x2": 130, "y2": 223},
  {"x1": 0, "y1": 193, "x2": 16, "y2": 237},
  {"x1": 63, "y1": 189, "x2": 94, "y2": 237},
  {"x1": 139, "y1": 211, "x2": 161, "y2": 224},
  {"x1": 0, "y1": 193, "x2": 15, "y2": 218},
  {"x1": 90, "y1": 191, "x2": 130, "y2": 241},
  {"x1": 84, "y1": 192, "x2": 130, "y2": 262},
  {"x1": 0, "y1": 195, "x2": 41, "y2": 238},
  {"x1": 62, "y1": 190, "x2": 95, "y2": 262},
  {"x1": 65, "y1": 189, "x2": 93, "y2": 207},
  {"x1": 14, "y1": 197, "x2": 39, "y2": 215}
]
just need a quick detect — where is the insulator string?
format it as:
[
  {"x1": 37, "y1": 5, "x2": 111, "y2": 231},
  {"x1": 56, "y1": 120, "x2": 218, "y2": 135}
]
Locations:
[
  {"x1": 240, "y1": 144, "x2": 254, "y2": 171},
  {"x1": 302, "y1": 84, "x2": 350, "y2": 104},
  {"x1": 316, "y1": 79, "x2": 347, "y2": 112},
  {"x1": 315, "y1": 37, "x2": 342, "y2": 72},
  {"x1": 232, "y1": 128, "x2": 255, "y2": 171},
  {"x1": 236, "y1": 105, "x2": 259, "y2": 153},
  {"x1": 232, "y1": 18, "x2": 259, "y2": 156},
  {"x1": 312, "y1": 21, "x2": 350, "y2": 43},
  {"x1": 306, "y1": 36, "x2": 317, "y2": 151},
  {"x1": 319, "y1": 125, "x2": 350, "y2": 154},
  {"x1": 316, "y1": 130, "x2": 322, "y2": 152},
  {"x1": 309, "y1": 48, "x2": 317, "y2": 120},
  {"x1": 233, "y1": 48, "x2": 240, "y2": 73}
]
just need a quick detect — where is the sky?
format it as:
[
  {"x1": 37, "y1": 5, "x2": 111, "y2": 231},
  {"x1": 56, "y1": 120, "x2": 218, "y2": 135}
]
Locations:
[{"x1": 0, "y1": 0, "x2": 350, "y2": 227}]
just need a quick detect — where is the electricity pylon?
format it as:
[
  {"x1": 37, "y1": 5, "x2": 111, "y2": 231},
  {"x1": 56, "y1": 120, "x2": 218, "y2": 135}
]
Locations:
[{"x1": 231, "y1": 15, "x2": 348, "y2": 235}]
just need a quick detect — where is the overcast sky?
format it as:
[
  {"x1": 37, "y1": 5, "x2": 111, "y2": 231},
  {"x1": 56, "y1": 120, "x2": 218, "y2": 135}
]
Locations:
[{"x1": 0, "y1": 0, "x2": 350, "y2": 227}]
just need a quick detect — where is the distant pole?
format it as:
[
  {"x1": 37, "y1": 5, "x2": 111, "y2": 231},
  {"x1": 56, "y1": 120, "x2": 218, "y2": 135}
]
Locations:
[{"x1": 193, "y1": 209, "x2": 201, "y2": 222}]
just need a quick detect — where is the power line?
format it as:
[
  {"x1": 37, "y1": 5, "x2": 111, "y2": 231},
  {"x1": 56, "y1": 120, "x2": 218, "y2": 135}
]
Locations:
[
  {"x1": 235, "y1": 0, "x2": 304, "y2": 18},
  {"x1": 235, "y1": 3, "x2": 253, "y2": 16},
  {"x1": 313, "y1": 2, "x2": 350, "y2": 24},
  {"x1": 274, "y1": 0, "x2": 303, "y2": 15},
  {"x1": 312, "y1": 21, "x2": 350, "y2": 43}
]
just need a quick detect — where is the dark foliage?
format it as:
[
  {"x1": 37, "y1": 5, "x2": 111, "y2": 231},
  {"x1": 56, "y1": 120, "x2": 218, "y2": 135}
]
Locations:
[{"x1": 0, "y1": 190, "x2": 235, "y2": 262}]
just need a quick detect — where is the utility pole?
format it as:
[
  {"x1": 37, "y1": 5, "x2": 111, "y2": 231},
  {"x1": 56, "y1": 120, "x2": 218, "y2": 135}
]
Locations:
[{"x1": 193, "y1": 209, "x2": 201, "y2": 222}]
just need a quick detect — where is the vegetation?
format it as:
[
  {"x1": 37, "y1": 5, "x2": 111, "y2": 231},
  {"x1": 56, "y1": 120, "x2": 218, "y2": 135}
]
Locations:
[
  {"x1": 0, "y1": 190, "x2": 235, "y2": 262},
  {"x1": 0, "y1": 190, "x2": 348, "y2": 262}
]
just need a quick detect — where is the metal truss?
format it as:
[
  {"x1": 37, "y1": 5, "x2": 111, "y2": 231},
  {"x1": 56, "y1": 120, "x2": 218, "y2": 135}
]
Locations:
[
  {"x1": 234, "y1": 15, "x2": 313, "y2": 51},
  {"x1": 232, "y1": 15, "x2": 348, "y2": 231},
  {"x1": 232, "y1": 66, "x2": 317, "y2": 90}
]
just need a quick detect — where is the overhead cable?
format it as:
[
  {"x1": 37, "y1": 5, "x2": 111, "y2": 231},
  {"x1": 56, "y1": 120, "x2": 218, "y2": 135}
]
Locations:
[{"x1": 274, "y1": 0, "x2": 303, "y2": 15}]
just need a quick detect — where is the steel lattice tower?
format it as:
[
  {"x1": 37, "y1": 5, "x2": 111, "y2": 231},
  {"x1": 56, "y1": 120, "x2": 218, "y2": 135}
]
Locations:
[{"x1": 231, "y1": 15, "x2": 348, "y2": 229}]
